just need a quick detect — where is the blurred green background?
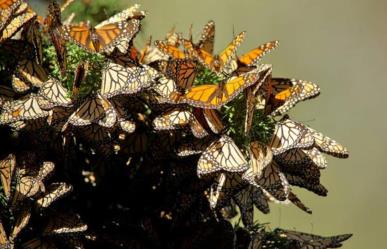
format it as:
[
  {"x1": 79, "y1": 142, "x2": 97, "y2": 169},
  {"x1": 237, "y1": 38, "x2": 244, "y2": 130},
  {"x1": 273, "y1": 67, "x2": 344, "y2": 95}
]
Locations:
[{"x1": 28, "y1": 0, "x2": 385, "y2": 248}]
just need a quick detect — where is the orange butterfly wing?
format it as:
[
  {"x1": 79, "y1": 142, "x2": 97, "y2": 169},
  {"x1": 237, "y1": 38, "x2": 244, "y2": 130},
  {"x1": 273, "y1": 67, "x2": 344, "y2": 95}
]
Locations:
[
  {"x1": 155, "y1": 40, "x2": 186, "y2": 59},
  {"x1": 182, "y1": 71, "x2": 258, "y2": 109},
  {"x1": 238, "y1": 41, "x2": 279, "y2": 66},
  {"x1": 218, "y1": 31, "x2": 246, "y2": 66}
]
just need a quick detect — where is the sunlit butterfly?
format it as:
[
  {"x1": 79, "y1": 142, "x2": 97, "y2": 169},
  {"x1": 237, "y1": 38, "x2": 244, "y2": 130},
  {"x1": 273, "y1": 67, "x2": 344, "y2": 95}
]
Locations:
[
  {"x1": 306, "y1": 127, "x2": 349, "y2": 158},
  {"x1": 0, "y1": 2, "x2": 36, "y2": 44},
  {"x1": 12, "y1": 161, "x2": 55, "y2": 205},
  {"x1": 61, "y1": 18, "x2": 140, "y2": 54},
  {"x1": 237, "y1": 41, "x2": 279, "y2": 67},
  {"x1": 262, "y1": 78, "x2": 320, "y2": 116},
  {"x1": 36, "y1": 182, "x2": 72, "y2": 208},
  {"x1": 43, "y1": 212, "x2": 87, "y2": 236},
  {"x1": 155, "y1": 58, "x2": 197, "y2": 92},
  {"x1": 269, "y1": 115, "x2": 314, "y2": 155},
  {"x1": 101, "y1": 61, "x2": 159, "y2": 98},
  {"x1": 152, "y1": 108, "x2": 192, "y2": 131},
  {"x1": 12, "y1": 75, "x2": 30, "y2": 93},
  {"x1": 184, "y1": 31, "x2": 246, "y2": 76},
  {"x1": 0, "y1": 95, "x2": 49, "y2": 124},
  {"x1": 179, "y1": 67, "x2": 262, "y2": 109},
  {"x1": 63, "y1": 93, "x2": 117, "y2": 131},
  {"x1": 38, "y1": 78, "x2": 72, "y2": 109},
  {"x1": 190, "y1": 20, "x2": 215, "y2": 55},
  {"x1": 275, "y1": 147, "x2": 328, "y2": 169},
  {"x1": 197, "y1": 135, "x2": 248, "y2": 177}
]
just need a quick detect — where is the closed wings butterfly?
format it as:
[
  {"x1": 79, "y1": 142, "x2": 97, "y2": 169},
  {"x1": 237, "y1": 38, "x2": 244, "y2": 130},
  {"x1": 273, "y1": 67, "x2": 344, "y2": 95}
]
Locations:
[
  {"x1": 152, "y1": 108, "x2": 192, "y2": 131},
  {"x1": 0, "y1": 95, "x2": 49, "y2": 124},
  {"x1": 38, "y1": 78, "x2": 72, "y2": 109},
  {"x1": 0, "y1": 154, "x2": 16, "y2": 199},
  {"x1": 64, "y1": 93, "x2": 117, "y2": 130},
  {"x1": 0, "y1": 2, "x2": 36, "y2": 43},
  {"x1": 269, "y1": 115, "x2": 314, "y2": 155},
  {"x1": 306, "y1": 126, "x2": 349, "y2": 158},
  {"x1": 276, "y1": 229, "x2": 352, "y2": 249},
  {"x1": 101, "y1": 61, "x2": 158, "y2": 98},
  {"x1": 197, "y1": 135, "x2": 248, "y2": 176}
]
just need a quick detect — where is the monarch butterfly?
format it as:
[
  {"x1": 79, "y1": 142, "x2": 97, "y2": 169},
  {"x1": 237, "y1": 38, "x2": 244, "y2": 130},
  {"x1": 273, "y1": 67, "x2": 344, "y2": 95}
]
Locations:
[
  {"x1": 197, "y1": 135, "x2": 248, "y2": 177},
  {"x1": 0, "y1": 220, "x2": 7, "y2": 246},
  {"x1": 269, "y1": 115, "x2": 314, "y2": 155},
  {"x1": 150, "y1": 75, "x2": 178, "y2": 104},
  {"x1": 101, "y1": 61, "x2": 159, "y2": 98},
  {"x1": 38, "y1": 78, "x2": 72, "y2": 109},
  {"x1": 9, "y1": 208, "x2": 31, "y2": 240},
  {"x1": 275, "y1": 147, "x2": 328, "y2": 169},
  {"x1": 176, "y1": 137, "x2": 213, "y2": 157},
  {"x1": 78, "y1": 124, "x2": 112, "y2": 143},
  {"x1": 179, "y1": 67, "x2": 262, "y2": 109},
  {"x1": 0, "y1": 153, "x2": 16, "y2": 199},
  {"x1": 242, "y1": 142, "x2": 273, "y2": 185},
  {"x1": 0, "y1": 85, "x2": 15, "y2": 108},
  {"x1": 237, "y1": 41, "x2": 279, "y2": 67},
  {"x1": 287, "y1": 192, "x2": 313, "y2": 214},
  {"x1": 233, "y1": 185, "x2": 270, "y2": 227},
  {"x1": 43, "y1": 212, "x2": 88, "y2": 235},
  {"x1": 16, "y1": 58, "x2": 48, "y2": 88},
  {"x1": 155, "y1": 58, "x2": 197, "y2": 92},
  {"x1": 110, "y1": 98, "x2": 136, "y2": 133},
  {"x1": 22, "y1": 238, "x2": 57, "y2": 249},
  {"x1": 192, "y1": 108, "x2": 224, "y2": 135},
  {"x1": 208, "y1": 173, "x2": 246, "y2": 209},
  {"x1": 0, "y1": 95, "x2": 49, "y2": 124},
  {"x1": 284, "y1": 172, "x2": 327, "y2": 196},
  {"x1": 262, "y1": 78, "x2": 320, "y2": 116},
  {"x1": 36, "y1": 182, "x2": 73, "y2": 208},
  {"x1": 63, "y1": 93, "x2": 117, "y2": 131},
  {"x1": 152, "y1": 108, "x2": 192, "y2": 131},
  {"x1": 246, "y1": 143, "x2": 290, "y2": 201},
  {"x1": 155, "y1": 39, "x2": 189, "y2": 60},
  {"x1": 0, "y1": 2, "x2": 36, "y2": 43},
  {"x1": 12, "y1": 75, "x2": 30, "y2": 94},
  {"x1": 46, "y1": 1, "x2": 67, "y2": 75},
  {"x1": 61, "y1": 18, "x2": 141, "y2": 54},
  {"x1": 22, "y1": 19, "x2": 43, "y2": 64},
  {"x1": 306, "y1": 127, "x2": 349, "y2": 158},
  {"x1": 185, "y1": 31, "x2": 245, "y2": 76},
  {"x1": 276, "y1": 229, "x2": 352, "y2": 249},
  {"x1": 0, "y1": 0, "x2": 21, "y2": 29},
  {"x1": 191, "y1": 20, "x2": 215, "y2": 54}
]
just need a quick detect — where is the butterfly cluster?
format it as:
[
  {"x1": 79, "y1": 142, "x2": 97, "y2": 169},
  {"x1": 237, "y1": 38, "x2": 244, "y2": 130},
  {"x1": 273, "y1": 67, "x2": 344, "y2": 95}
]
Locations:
[{"x1": 0, "y1": 1, "x2": 351, "y2": 248}]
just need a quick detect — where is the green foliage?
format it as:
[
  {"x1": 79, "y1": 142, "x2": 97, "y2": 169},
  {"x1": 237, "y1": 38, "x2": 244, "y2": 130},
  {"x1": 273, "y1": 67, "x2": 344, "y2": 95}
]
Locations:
[
  {"x1": 62, "y1": 0, "x2": 128, "y2": 25},
  {"x1": 43, "y1": 39, "x2": 105, "y2": 98}
]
